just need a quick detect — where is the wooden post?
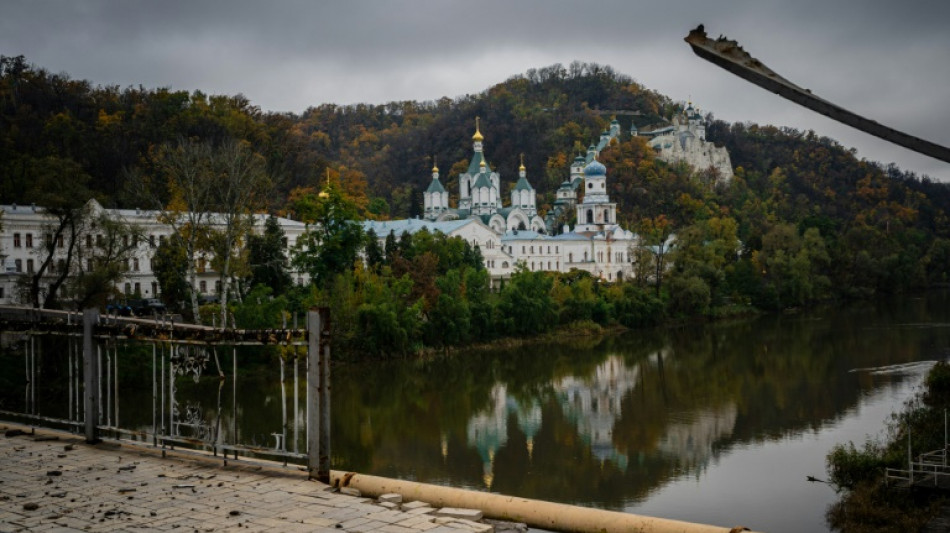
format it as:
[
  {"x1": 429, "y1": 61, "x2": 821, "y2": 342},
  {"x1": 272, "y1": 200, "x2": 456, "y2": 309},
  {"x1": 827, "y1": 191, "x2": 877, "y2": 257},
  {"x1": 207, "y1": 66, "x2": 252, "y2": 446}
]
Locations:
[
  {"x1": 306, "y1": 307, "x2": 331, "y2": 482},
  {"x1": 83, "y1": 308, "x2": 100, "y2": 443}
]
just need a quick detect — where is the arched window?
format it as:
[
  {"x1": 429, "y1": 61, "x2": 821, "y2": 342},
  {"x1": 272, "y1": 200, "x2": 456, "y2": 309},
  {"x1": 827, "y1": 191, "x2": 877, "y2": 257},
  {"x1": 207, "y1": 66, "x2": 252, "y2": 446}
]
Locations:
[{"x1": 586, "y1": 210, "x2": 593, "y2": 224}]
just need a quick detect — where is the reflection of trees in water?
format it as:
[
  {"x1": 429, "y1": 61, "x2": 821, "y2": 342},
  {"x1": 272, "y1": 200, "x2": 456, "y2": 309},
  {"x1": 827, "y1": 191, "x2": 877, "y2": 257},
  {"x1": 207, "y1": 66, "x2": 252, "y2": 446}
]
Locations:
[{"x1": 325, "y1": 292, "x2": 950, "y2": 507}]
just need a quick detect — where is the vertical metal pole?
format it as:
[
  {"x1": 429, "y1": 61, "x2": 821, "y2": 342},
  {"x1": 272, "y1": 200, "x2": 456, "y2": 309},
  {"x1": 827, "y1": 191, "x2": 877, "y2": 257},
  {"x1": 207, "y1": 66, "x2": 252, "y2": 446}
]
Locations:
[
  {"x1": 160, "y1": 345, "x2": 165, "y2": 446},
  {"x1": 30, "y1": 336, "x2": 35, "y2": 414},
  {"x1": 83, "y1": 308, "x2": 100, "y2": 443},
  {"x1": 232, "y1": 347, "x2": 237, "y2": 458},
  {"x1": 280, "y1": 355, "x2": 287, "y2": 453},
  {"x1": 152, "y1": 344, "x2": 157, "y2": 446},
  {"x1": 97, "y1": 346, "x2": 103, "y2": 424},
  {"x1": 169, "y1": 347, "x2": 175, "y2": 438},
  {"x1": 68, "y1": 339, "x2": 73, "y2": 424},
  {"x1": 114, "y1": 344, "x2": 119, "y2": 432},
  {"x1": 909, "y1": 429, "x2": 914, "y2": 484},
  {"x1": 293, "y1": 350, "x2": 299, "y2": 455},
  {"x1": 106, "y1": 344, "x2": 112, "y2": 428},
  {"x1": 318, "y1": 307, "x2": 331, "y2": 482},
  {"x1": 307, "y1": 309, "x2": 320, "y2": 480},
  {"x1": 24, "y1": 336, "x2": 29, "y2": 414},
  {"x1": 74, "y1": 339, "x2": 81, "y2": 424}
]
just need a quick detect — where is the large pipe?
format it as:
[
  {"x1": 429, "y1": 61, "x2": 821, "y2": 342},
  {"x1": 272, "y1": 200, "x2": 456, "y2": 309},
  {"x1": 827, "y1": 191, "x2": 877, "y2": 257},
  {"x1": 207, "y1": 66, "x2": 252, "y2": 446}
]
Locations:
[{"x1": 330, "y1": 471, "x2": 756, "y2": 533}]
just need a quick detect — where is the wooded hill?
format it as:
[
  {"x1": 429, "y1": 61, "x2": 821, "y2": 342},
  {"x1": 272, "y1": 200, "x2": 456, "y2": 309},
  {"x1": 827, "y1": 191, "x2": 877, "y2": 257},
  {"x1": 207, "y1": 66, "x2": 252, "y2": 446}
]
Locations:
[{"x1": 2, "y1": 56, "x2": 950, "y2": 306}]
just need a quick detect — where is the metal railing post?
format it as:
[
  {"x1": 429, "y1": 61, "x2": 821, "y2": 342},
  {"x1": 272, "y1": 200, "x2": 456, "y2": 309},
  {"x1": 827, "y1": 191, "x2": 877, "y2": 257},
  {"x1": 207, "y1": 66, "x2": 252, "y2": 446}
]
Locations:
[
  {"x1": 307, "y1": 307, "x2": 331, "y2": 482},
  {"x1": 318, "y1": 307, "x2": 331, "y2": 483},
  {"x1": 83, "y1": 308, "x2": 100, "y2": 443}
]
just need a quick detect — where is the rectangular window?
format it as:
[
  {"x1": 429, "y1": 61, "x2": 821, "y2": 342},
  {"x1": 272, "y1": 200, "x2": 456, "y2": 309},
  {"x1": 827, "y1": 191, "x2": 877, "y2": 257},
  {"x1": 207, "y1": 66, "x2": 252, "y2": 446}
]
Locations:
[
  {"x1": 0, "y1": 287, "x2": 4, "y2": 299},
  {"x1": 133, "y1": 258, "x2": 140, "y2": 272},
  {"x1": 149, "y1": 235, "x2": 156, "y2": 248},
  {"x1": 57, "y1": 235, "x2": 64, "y2": 248},
  {"x1": 15, "y1": 259, "x2": 22, "y2": 272},
  {"x1": 57, "y1": 259, "x2": 65, "y2": 272},
  {"x1": 199, "y1": 280, "x2": 207, "y2": 293},
  {"x1": 87, "y1": 259, "x2": 94, "y2": 271},
  {"x1": 13, "y1": 233, "x2": 20, "y2": 247},
  {"x1": 96, "y1": 234, "x2": 103, "y2": 246},
  {"x1": 86, "y1": 235, "x2": 93, "y2": 248},
  {"x1": 25, "y1": 234, "x2": 32, "y2": 248},
  {"x1": 26, "y1": 259, "x2": 34, "y2": 274},
  {"x1": 159, "y1": 235, "x2": 166, "y2": 245},
  {"x1": 134, "y1": 282, "x2": 141, "y2": 295}
]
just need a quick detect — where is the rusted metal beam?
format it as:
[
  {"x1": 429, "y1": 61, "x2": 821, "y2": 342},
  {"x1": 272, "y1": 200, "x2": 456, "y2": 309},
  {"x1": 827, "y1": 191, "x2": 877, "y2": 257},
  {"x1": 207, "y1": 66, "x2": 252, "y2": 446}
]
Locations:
[
  {"x1": 0, "y1": 305, "x2": 306, "y2": 345},
  {"x1": 685, "y1": 25, "x2": 950, "y2": 165}
]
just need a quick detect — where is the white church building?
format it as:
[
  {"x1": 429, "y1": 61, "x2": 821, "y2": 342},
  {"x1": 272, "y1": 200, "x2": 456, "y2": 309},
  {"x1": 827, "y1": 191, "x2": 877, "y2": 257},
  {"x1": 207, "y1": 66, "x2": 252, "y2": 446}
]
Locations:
[{"x1": 368, "y1": 120, "x2": 642, "y2": 284}]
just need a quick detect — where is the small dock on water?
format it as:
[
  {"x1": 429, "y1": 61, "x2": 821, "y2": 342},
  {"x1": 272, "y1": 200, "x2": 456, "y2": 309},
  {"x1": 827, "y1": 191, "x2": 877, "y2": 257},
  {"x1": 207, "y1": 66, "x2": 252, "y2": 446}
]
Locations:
[
  {"x1": 886, "y1": 448, "x2": 950, "y2": 490},
  {"x1": 885, "y1": 416, "x2": 950, "y2": 492}
]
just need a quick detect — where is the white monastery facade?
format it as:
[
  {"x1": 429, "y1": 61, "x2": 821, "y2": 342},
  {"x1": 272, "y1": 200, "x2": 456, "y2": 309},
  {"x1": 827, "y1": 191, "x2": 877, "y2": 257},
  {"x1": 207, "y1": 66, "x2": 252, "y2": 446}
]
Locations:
[
  {"x1": 0, "y1": 200, "x2": 307, "y2": 306},
  {"x1": 640, "y1": 103, "x2": 734, "y2": 181},
  {"x1": 372, "y1": 119, "x2": 648, "y2": 284}
]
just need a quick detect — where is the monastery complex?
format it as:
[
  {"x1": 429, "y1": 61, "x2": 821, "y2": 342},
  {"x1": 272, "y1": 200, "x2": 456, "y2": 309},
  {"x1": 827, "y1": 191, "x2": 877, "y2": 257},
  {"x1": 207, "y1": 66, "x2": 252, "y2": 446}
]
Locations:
[{"x1": 0, "y1": 105, "x2": 732, "y2": 304}]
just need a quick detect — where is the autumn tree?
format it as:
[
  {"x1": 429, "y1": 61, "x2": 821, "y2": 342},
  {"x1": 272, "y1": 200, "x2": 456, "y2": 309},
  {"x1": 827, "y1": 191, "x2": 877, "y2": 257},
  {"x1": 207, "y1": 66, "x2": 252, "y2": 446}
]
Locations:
[
  {"x1": 129, "y1": 138, "x2": 215, "y2": 321},
  {"x1": 208, "y1": 139, "x2": 269, "y2": 327}
]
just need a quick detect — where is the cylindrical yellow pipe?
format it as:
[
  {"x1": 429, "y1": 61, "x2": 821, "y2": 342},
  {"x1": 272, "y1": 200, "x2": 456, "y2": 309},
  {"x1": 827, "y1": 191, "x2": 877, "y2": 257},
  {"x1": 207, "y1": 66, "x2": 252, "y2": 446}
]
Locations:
[{"x1": 330, "y1": 471, "x2": 756, "y2": 533}]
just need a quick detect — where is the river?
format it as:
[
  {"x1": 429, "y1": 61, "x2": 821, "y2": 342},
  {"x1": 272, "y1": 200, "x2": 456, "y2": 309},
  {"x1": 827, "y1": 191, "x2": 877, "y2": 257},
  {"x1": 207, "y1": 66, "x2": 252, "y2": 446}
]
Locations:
[
  {"x1": 2, "y1": 292, "x2": 949, "y2": 532},
  {"x1": 331, "y1": 292, "x2": 950, "y2": 532}
]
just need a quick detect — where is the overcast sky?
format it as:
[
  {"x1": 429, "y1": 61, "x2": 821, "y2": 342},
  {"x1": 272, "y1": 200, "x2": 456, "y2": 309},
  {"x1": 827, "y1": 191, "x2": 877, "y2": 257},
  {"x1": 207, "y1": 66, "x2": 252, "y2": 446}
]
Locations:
[{"x1": 3, "y1": 0, "x2": 949, "y2": 181}]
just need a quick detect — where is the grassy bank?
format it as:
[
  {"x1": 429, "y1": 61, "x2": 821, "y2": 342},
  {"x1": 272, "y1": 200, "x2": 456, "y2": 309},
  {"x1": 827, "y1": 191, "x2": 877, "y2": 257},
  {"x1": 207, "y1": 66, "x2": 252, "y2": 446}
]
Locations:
[{"x1": 826, "y1": 362, "x2": 950, "y2": 531}]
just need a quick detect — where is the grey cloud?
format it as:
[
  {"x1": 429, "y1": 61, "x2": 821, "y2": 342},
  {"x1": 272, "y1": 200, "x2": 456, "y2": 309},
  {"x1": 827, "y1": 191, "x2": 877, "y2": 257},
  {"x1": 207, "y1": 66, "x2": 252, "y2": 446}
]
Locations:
[{"x1": 1, "y1": 0, "x2": 948, "y2": 179}]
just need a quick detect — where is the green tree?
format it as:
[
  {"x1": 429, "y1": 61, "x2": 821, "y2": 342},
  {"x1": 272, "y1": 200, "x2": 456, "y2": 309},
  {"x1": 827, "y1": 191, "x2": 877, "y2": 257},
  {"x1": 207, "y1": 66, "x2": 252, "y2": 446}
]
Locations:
[
  {"x1": 152, "y1": 235, "x2": 190, "y2": 310},
  {"x1": 291, "y1": 184, "x2": 365, "y2": 288},
  {"x1": 496, "y1": 268, "x2": 556, "y2": 336},
  {"x1": 247, "y1": 214, "x2": 292, "y2": 296},
  {"x1": 364, "y1": 228, "x2": 384, "y2": 271}
]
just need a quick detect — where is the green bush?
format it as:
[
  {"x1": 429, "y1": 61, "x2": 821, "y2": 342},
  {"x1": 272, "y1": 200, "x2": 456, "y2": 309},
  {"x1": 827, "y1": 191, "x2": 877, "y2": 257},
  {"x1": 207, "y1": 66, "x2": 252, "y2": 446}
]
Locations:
[{"x1": 827, "y1": 440, "x2": 884, "y2": 490}]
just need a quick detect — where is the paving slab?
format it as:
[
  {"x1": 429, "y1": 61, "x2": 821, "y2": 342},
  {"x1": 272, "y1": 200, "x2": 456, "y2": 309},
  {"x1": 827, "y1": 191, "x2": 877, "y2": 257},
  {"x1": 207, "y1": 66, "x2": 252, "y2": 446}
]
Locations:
[{"x1": 0, "y1": 422, "x2": 496, "y2": 533}]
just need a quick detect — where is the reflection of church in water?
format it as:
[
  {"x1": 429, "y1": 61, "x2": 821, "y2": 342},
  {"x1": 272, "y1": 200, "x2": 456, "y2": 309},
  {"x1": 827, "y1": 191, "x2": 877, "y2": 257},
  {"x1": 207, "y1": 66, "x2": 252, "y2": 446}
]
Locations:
[{"x1": 463, "y1": 353, "x2": 738, "y2": 489}]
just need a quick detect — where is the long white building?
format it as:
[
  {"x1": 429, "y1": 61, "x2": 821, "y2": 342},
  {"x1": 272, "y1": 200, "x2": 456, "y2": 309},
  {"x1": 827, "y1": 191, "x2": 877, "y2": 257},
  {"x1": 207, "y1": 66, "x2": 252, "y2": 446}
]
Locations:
[{"x1": 0, "y1": 200, "x2": 307, "y2": 306}]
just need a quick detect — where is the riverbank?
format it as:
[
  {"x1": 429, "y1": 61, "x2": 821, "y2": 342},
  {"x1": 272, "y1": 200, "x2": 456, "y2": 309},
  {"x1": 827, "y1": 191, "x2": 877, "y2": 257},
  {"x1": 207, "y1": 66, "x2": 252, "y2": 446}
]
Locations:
[{"x1": 826, "y1": 362, "x2": 950, "y2": 531}]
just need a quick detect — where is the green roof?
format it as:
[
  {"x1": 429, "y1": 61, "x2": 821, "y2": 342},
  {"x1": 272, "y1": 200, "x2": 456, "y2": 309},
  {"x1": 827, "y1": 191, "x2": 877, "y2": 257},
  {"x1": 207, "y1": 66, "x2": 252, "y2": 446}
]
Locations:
[
  {"x1": 513, "y1": 175, "x2": 534, "y2": 192},
  {"x1": 472, "y1": 172, "x2": 492, "y2": 190},
  {"x1": 466, "y1": 152, "x2": 490, "y2": 175},
  {"x1": 426, "y1": 177, "x2": 446, "y2": 193}
]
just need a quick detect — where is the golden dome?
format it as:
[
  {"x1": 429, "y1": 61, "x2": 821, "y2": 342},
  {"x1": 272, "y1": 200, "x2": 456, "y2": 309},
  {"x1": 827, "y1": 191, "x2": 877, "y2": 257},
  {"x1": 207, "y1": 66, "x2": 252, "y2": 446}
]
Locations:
[
  {"x1": 472, "y1": 116, "x2": 484, "y2": 142},
  {"x1": 519, "y1": 153, "x2": 526, "y2": 172}
]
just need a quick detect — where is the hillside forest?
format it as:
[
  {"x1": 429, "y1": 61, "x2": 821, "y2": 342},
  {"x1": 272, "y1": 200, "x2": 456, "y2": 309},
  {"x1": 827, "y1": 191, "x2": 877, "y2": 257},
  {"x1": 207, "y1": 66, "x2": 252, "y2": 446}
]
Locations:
[{"x1": 2, "y1": 56, "x2": 950, "y2": 358}]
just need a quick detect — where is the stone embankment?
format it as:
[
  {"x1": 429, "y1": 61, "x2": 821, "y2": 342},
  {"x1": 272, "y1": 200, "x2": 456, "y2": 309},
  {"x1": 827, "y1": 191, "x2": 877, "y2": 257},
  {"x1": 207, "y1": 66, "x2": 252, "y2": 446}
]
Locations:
[{"x1": 0, "y1": 423, "x2": 525, "y2": 532}]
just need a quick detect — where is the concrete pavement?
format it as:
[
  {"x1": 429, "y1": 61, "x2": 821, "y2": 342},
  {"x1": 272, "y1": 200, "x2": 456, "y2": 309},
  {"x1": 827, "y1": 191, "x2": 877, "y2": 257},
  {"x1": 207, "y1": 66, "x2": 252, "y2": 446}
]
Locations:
[{"x1": 0, "y1": 422, "x2": 512, "y2": 533}]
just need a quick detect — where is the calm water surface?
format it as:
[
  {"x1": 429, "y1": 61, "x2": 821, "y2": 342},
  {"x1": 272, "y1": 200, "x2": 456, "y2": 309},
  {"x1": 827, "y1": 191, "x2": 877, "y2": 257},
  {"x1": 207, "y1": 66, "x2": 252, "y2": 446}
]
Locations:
[
  {"x1": 332, "y1": 292, "x2": 950, "y2": 532},
  {"x1": 3, "y1": 292, "x2": 950, "y2": 532}
]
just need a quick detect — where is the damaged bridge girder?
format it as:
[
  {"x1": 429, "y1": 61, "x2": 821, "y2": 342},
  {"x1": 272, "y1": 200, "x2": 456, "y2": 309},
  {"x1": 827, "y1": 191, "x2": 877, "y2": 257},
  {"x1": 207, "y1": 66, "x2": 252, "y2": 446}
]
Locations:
[{"x1": 685, "y1": 25, "x2": 950, "y2": 165}]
